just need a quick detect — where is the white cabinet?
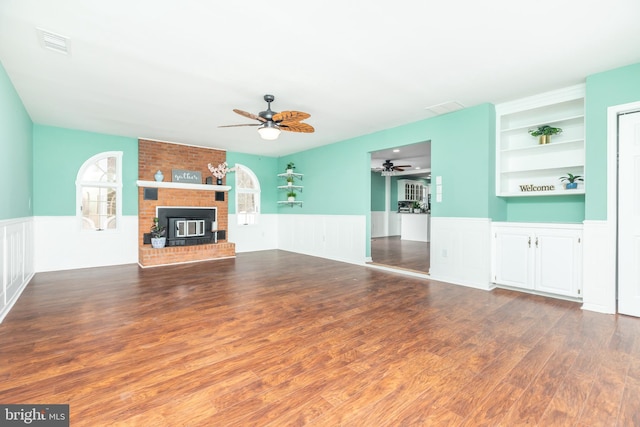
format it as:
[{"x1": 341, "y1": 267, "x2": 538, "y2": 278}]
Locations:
[
  {"x1": 493, "y1": 223, "x2": 582, "y2": 298},
  {"x1": 398, "y1": 179, "x2": 427, "y2": 202},
  {"x1": 495, "y1": 85, "x2": 585, "y2": 197}
]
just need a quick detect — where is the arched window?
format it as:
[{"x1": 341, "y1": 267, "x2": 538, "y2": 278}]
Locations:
[
  {"x1": 76, "y1": 151, "x2": 123, "y2": 231},
  {"x1": 234, "y1": 164, "x2": 260, "y2": 225}
]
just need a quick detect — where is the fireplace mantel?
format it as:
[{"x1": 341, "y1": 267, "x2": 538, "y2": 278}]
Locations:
[{"x1": 136, "y1": 180, "x2": 231, "y2": 192}]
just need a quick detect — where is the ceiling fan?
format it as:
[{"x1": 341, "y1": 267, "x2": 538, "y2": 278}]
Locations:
[
  {"x1": 219, "y1": 94, "x2": 314, "y2": 140},
  {"x1": 375, "y1": 159, "x2": 412, "y2": 173}
]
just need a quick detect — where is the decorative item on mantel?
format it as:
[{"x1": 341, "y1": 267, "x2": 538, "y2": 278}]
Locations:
[
  {"x1": 528, "y1": 125, "x2": 562, "y2": 145},
  {"x1": 154, "y1": 170, "x2": 164, "y2": 182},
  {"x1": 150, "y1": 217, "x2": 166, "y2": 248},
  {"x1": 560, "y1": 172, "x2": 583, "y2": 189},
  {"x1": 208, "y1": 162, "x2": 233, "y2": 185}
]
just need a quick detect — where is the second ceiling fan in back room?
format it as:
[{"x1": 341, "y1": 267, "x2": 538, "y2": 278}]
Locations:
[
  {"x1": 219, "y1": 94, "x2": 315, "y2": 140},
  {"x1": 374, "y1": 159, "x2": 412, "y2": 176}
]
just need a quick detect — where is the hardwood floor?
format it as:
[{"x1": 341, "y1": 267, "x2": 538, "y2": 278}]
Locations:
[
  {"x1": 370, "y1": 236, "x2": 429, "y2": 273},
  {"x1": 1, "y1": 250, "x2": 639, "y2": 426}
]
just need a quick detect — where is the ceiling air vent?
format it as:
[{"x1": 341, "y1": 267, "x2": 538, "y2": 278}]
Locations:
[
  {"x1": 36, "y1": 28, "x2": 70, "y2": 55},
  {"x1": 424, "y1": 101, "x2": 465, "y2": 116}
]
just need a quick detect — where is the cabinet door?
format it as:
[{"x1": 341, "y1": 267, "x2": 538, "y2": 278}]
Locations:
[
  {"x1": 534, "y1": 230, "x2": 582, "y2": 297},
  {"x1": 494, "y1": 228, "x2": 534, "y2": 289}
]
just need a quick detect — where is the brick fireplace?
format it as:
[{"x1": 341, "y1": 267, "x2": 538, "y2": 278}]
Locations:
[{"x1": 137, "y1": 139, "x2": 235, "y2": 267}]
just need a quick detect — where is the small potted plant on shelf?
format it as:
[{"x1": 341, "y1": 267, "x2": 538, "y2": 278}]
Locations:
[
  {"x1": 287, "y1": 190, "x2": 297, "y2": 202},
  {"x1": 560, "y1": 173, "x2": 583, "y2": 190},
  {"x1": 286, "y1": 175, "x2": 294, "y2": 186},
  {"x1": 150, "y1": 217, "x2": 166, "y2": 248},
  {"x1": 528, "y1": 125, "x2": 562, "y2": 145},
  {"x1": 286, "y1": 162, "x2": 295, "y2": 174},
  {"x1": 412, "y1": 201, "x2": 422, "y2": 213}
]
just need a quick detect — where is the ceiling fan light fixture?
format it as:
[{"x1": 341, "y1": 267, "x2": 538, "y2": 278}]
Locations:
[{"x1": 257, "y1": 122, "x2": 280, "y2": 140}]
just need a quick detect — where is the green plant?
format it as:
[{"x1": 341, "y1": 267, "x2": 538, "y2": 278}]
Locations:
[
  {"x1": 286, "y1": 190, "x2": 297, "y2": 198},
  {"x1": 286, "y1": 161, "x2": 295, "y2": 171},
  {"x1": 529, "y1": 125, "x2": 563, "y2": 137},
  {"x1": 559, "y1": 173, "x2": 583, "y2": 183},
  {"x1": 150, "y1": 217, "x2": 166, "y2": 238},
  {"x1": 412, "y1": 201, "x2": 421, "y2": 209},
  {"x1": 286, "y1": 175, "x2": 294, "y2": 183}
]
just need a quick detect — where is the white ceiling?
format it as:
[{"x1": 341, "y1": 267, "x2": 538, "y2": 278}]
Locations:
[{"x1": 1, "y1": 1, "x2": 639, "y2": 158}]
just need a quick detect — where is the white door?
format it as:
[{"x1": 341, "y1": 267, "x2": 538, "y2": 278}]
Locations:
[{"x1": 618, "y1": 110, "x2": 640, "y2": 317}]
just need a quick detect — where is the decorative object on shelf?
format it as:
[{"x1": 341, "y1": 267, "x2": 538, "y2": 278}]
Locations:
[
  {"x1": 150, "y1": 217, "x2": 166, "y2": 248},
  {"x1": 560, "y1": 173, "x2": 583, "y2": 189},
  {"x1": 172, "y1": 169, "x2": 202, "y2": 184},
  {"x1": 413, "y1": 201, "x2": 422, "y2": 213},
  {"x1": 528, "y1": 125, "x2": 563, "y2": 145},
  {"x1": 286, "y1": 162, "x2": 295, "y2": 174},
  {"x1": 287, "y1": 190, "x2": 297, "y2": 202},
  {"x1": 154, "y1": 170, "x2": 164, "y2": 182},
  {"x1": 208, "y1": 161, "x2": 233, "y2": 185},
  {"x1": 286, "y1": 176, "x2": 294, "y2": 186},
  {"x1": 219, "y1": 94, "x2": 314, "y2": 140}
]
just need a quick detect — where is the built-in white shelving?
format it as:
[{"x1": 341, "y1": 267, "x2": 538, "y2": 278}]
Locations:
[{"x1": 495, "y1": 84, "x2": 585, "y2": 197}]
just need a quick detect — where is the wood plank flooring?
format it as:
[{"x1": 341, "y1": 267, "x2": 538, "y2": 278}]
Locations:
[
  {"x1": 1, "y1": 250, "x2": 639, "y2": 426},
  {"x1": 370, "y1": 236, "x2": 430, "y2": 273}
]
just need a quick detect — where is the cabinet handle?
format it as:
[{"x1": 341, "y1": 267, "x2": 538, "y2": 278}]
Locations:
[
  {"x1": 528, "y1": 237, "x2": 531, "y2": 248},
  {"x1": 535, "y1": 237, "x2": 539, "y2": 248}
]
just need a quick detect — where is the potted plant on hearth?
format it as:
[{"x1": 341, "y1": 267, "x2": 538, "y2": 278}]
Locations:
[
  {"x1": 150, "y1": 217, "x2": 166, "y2": 248},
  {"x1": 287, "y1": 190, "x2": 297, "y2": 202},
  {"x1": 528, "y1": 125, "x2": 562, "y2": 145},
  {"x1": 560, "y1": 173, "x2": 583, "y2": 190}
]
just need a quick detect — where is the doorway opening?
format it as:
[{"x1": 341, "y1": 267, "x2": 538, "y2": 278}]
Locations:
[{"x1": 369, "y1": 141, "x2": 431, "y2": 274}]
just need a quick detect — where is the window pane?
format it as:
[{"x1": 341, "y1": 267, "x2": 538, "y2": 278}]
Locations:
[
  {"x1": 82, "y1": 156, "x2": 117, "y2": 183},
  {"x1": 81, "y1": 186, "x2": 117, "y2": 230},
  {"x1": 237, "y1": 168, "x2": 256, "y2": 189}
]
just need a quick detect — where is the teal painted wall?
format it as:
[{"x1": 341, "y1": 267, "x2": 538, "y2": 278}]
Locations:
[
  {"x1": 370, "y1": 172, "x2": 385, "y2": 211},
  {"x1": 226, "y1": 151, "x2": 278, "y2": 214},
  {"x1": 506, "y1": 195, "x2": 586, "y2": 223},
  {"x1": 0, "y1": 60, "x2": 33, "y2": 220},
  {"x1": 33, "y1": 125, "x2": 138, "y2": 215},
  {"x1": 585, "y1": 62, "x2": 640, "y2": 220},
  {"x1": 277, "y1": 103, "x2": 499, "y2": 219}
]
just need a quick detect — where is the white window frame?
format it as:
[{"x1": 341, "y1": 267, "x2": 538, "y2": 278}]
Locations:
[
  {"x1": 75, "y1": 151, "x2": 123, "y2": 231},
  {"x1": 234, "y1": 163, "x2": 261, "y2": 225}
]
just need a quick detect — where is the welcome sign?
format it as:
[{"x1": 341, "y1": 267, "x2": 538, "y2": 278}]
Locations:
[{"x1": 519, "y1": 184, "x2": 556, "y2": 192}]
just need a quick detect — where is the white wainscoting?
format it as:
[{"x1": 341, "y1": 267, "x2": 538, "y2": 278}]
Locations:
[
  {"x1": 371, "y1": 211, "x2": 400, "y2": 238},
  {"x1": 429, "y1": 217, "x2": 493, "y2": 290},
  {"x1": 1, "y1": 217, "x2": 34, "y2": 323},
  {"x1": 278, "y1": 214, "x2": 367, "y2": 265},
  {"x1": 228, "y1": 214, "x2": 278, "y2": 253},
  {"x1": 33, "y1": 216, "x2": 138, "y2": 272},
  {"x1": 582, "y1": 220, "x2": 616, "y2": 314}
]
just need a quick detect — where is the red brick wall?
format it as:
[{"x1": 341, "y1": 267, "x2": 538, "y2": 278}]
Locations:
[{"x1": 138, "y1": 139, "x2": 235, "y2": 267}]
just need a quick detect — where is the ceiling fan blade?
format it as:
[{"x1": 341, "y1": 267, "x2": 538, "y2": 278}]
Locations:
[
  {"x1": 233, "y1": 109, "x2": 267, "y2": 122},
  {"x1": 218, "y1": 123, "x2": 261, "y2": 128},
  {"x1": 273, "y1": 110, "x2": 311, "y2": 123},
  {"x1": 394, "y1": 167, "x2": 405, "y2": 171},
  {"x1": 394, "y1": 165, "x2": 411, "y2": 168},
  {"x1": 279, "y1": 122, "x2": 315, "y2": 133}
]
